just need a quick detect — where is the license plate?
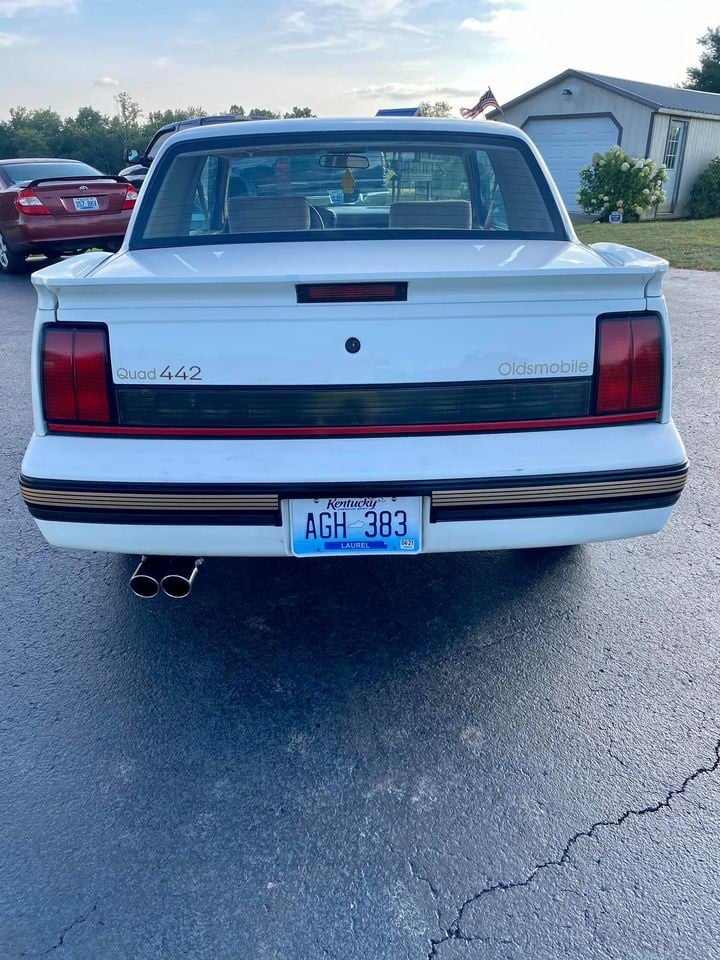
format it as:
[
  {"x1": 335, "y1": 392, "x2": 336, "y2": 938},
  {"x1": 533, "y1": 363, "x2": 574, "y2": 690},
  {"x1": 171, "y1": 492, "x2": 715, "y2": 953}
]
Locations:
[
  {"x1": 73, "y1": 196, "x2": 99, "y2": 211},
  {"x1": 290, "y1": 496, "x2": 422, "y2": 556}
]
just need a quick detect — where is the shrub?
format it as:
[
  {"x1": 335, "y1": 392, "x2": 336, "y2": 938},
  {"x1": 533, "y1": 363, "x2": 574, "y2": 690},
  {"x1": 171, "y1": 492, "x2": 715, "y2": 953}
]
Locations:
[
  {"x1": 688, "y1": 157, "x2": 720, "y2": 219},
  {"x1": 576, "y1": 145, "x2": 667, "y2": 222}
]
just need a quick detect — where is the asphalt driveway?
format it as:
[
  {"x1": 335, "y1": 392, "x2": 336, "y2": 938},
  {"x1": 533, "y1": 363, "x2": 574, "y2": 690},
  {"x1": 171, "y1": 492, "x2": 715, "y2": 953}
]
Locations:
[{"x1": 1, "y1": 268, "x2": 718, "y2": 959}]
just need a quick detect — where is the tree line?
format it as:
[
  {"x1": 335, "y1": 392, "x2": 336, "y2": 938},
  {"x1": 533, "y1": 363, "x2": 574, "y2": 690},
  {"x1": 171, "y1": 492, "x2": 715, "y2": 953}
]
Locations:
[
  {"x1": 0, "y1": 94, "x2": 454, "y2": 173},
  {"x1": 0, "y1": 94, "x2": 317, "y2": 174}
]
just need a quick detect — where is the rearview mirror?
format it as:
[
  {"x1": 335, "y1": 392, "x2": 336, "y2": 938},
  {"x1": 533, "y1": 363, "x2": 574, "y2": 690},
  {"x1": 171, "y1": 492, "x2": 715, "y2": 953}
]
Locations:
[
  {"x1": 123, "y1": 148, "x2": 141, "y2": 165},
  {"x1": 319, "y1": 153, "x2": 370, "y2": 170}
]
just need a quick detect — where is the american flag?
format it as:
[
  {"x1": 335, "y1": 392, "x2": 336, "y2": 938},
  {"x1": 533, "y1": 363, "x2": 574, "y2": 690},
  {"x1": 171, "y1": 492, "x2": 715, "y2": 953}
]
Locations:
[{"x1": 461, "y1": 87, "x2": 502, "y2": 119}]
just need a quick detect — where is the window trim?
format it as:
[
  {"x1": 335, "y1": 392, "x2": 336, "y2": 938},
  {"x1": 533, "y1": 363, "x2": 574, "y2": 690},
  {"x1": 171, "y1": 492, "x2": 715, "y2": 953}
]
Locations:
[
  {"x1": 129, "y1": 129, "x2": 569, "y2": 249},
  {"x1": 661, "y1": 117, "x2": 689, "y2": 213},
  {"x1": 0, "y1": 161, "x2": 102, "y2": 184}
]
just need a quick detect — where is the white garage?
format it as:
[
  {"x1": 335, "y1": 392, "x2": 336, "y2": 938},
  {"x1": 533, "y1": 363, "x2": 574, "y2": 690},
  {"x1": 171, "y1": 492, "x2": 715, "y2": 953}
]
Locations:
[
  {"x1": 490, "y1": 69, "x2": 720, "y2": 218},
  {"x1": 523, "y1": 116, "x2": 619, "y2": 211}
]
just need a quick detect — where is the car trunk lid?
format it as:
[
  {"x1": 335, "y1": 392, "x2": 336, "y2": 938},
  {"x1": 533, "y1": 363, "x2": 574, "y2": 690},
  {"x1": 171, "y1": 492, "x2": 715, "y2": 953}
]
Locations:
[
  {"x1": 21, "y1": 176, "x2": 131, "y2": 216},
  {"x1": 34, "y1": 239, "x2": 667, "y2": 437}
]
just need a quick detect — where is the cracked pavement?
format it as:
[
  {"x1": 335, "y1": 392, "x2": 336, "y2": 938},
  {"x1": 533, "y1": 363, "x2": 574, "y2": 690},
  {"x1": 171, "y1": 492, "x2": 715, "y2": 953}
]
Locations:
[{"x1": 1, "y1": 268, "x2": 719, "y2": 959}]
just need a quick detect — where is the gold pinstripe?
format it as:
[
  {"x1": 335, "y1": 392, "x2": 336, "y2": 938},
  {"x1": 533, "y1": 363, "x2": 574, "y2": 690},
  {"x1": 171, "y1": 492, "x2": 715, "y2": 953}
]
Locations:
[
  {"x1": 20, "y1": 468, "x2": 686, "y2": 513},
  {"x1": 431, "y1": 473, "x2": 686, "y2": 507},
  {"x1": 20, "y1": 486, "x2": 278, "y2": 512}
]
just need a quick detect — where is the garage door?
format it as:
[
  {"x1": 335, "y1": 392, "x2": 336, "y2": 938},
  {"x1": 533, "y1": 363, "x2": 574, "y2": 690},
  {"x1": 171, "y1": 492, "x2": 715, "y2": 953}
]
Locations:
[{"x1": 524, "y1": 116, "x2": 619, "y2": 212}]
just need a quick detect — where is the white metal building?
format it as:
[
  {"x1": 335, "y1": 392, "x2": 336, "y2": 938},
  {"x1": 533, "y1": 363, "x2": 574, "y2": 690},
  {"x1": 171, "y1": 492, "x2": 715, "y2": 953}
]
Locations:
[{"x1": 491, "y1": 69, "x2": 720, "y2": 217}]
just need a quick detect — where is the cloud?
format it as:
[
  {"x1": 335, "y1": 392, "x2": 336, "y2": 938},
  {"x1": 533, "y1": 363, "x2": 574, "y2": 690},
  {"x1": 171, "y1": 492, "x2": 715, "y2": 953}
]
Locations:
[
  {"x1": 459, "y1": 9, "x2": 519, "y2": 33},
  {"x1": 93, "y1": 76, "x2": 120, "y2": 88},
  {"x1": 389, "y1": 18, "x2": 432, "y2": 37},
  {"x1": 303, "y1": 0, "x2": 410, "y2": 19},
  {"x1": 273, "y1": 36, "x2": 348, "y2": 52},
  {"x1": 456, "y1": 0, "x2": 720, "y2": 107},
  {"x1": 276, "y1": 0, "x2": 429, "y2": 51},
  {"x1": 0, "y1": 0, "x2": 76, "y2": 15},
  {"x1": 281, "y1": 9, "x2": 311, "y2": 31},
  {"x1": 153, "y1": 55, "x2": 170, "y2": 67},
  {"x1": 351, "y1": 81, "x2": 480, "y2": 100},
  {"x1": 0, "y1": 28, "x2": 29, "y2": 44}
]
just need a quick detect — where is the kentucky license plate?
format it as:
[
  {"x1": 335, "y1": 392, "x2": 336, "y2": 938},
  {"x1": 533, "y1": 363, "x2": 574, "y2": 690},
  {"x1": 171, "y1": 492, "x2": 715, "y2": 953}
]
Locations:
[
  {"x1": 290, "y1": 496, "x2": 422, "y2": 556},
  {"x1": 73, "y1": 196, "x2": 99, "y2": 211}
]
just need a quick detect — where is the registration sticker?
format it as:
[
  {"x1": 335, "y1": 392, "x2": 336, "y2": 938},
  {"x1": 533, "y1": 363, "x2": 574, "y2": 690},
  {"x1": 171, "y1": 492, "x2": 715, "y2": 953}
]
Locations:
[{"x1": 290, "y1": 496, "x2": 422, "y2": 556}]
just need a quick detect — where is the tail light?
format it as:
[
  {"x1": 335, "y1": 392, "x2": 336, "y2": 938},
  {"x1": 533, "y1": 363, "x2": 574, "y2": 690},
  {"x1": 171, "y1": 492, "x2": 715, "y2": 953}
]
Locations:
[
  {"x1": 297, "y1": 282, "x2": 408, "y2": 303},
  {"x1": 122, "y1": 185, "x2": 138, "y2": 210},
  {"x1": 42, "y1": 326, "x2": 112, "y2": 424},
  {"x1": 594, "y1": 314, "x2": 662, "y2": 415},
  {"x1": 15, "y1": 188, "x2": 51, "y2": 216}
]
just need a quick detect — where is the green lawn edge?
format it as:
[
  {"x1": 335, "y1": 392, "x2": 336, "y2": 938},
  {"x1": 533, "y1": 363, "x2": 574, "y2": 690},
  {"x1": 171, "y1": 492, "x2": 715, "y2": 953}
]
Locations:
[{"x1": 575, "y1": 219, "x2": 720, "y2": 271}]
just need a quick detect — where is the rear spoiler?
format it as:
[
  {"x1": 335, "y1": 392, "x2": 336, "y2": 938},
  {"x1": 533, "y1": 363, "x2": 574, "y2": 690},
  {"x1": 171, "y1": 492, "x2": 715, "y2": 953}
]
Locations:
[{"x1": 26, "y1": 175, "x2": 131, "y2": 188}]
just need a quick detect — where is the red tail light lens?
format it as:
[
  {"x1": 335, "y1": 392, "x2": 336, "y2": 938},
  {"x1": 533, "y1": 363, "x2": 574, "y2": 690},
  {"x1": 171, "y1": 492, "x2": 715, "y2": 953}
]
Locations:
[
  {"x1": 15, "y1": 188, "x2": 51, "y2": 216},
  {"x1": 122, "y1": 185, "x2": 138, "y2": 210},
  {"x1": 42, "y1": 329, "x2": 76, "y2": 420},
  {"x1": 629, "y1": 316, "x2": 663, "y2": 410},
  {"x1": 42, "y1": 327, "x2": 112, "y2": 424},
  {"x1": 297, "y1": 282, "x2": 408, "y2": 303},
  {"x1": 595, "y1": 315, "x2": 662, "y2": 415}
]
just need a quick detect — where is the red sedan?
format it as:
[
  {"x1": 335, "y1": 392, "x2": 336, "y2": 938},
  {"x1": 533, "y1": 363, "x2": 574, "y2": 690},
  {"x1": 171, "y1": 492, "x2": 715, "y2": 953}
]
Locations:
[{"x1": 0, "y1": 157, "x2": 137, "y2": 274}]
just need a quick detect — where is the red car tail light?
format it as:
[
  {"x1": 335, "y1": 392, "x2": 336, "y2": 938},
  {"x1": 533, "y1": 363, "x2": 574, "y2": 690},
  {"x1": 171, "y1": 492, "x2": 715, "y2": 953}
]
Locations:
[
  {"x1": 296, "y1": 282, "x2": 408, "y2": 303},
  {"x1": 122, "y1": 185, "x2": 138, "y2": 210},
  {"x1": 595, "y1": 315, "x2": 662, "y2": 415},
  {"x1": 42, "y1": 326, "x2": 112, "y2": 425},
  {"x1": 15, "y1": 188, "x2": 51, "y2": 216},
  {"x1": 629, "y1": 316, "x2": 663, "y2": 410}
]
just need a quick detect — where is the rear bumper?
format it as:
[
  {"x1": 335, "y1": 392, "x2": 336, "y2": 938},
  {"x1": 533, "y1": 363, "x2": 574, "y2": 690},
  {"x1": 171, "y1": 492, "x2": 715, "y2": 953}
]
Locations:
[
  {"x1": 31, "y1": 506, "x2": 677, "y2": 556},
  {"x1": 21, "y1": 421, "x2": 688, "y2": 555},
  {"x1": 8, "y1": 214, "x2": 130, "y2": 252}
]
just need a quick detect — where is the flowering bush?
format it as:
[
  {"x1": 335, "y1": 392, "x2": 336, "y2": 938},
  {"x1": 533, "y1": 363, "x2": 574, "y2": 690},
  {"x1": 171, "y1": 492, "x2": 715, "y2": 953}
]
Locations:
[{"x1": 576, "y1": 145, "x2": 668, "y2": 222}]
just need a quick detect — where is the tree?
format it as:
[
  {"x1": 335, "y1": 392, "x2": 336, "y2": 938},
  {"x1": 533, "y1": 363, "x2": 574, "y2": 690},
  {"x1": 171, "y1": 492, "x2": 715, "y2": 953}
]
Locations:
[
  {"x1": 4, "y1": 107, "x2": 64, "y2": 157},
  {"x1": 60, "y1": 107, "x2": 118, "y2": 172},
  {"x1": 0, "y1": 98, "x2": 318, "y2": 173},
  {"x1": 248, "y1": 107, "x2": 281, "y2": 119},
  {"x1": 228, "y1": 104, "x2": 245, "y2": 116},
  {"x1": 113, "y1": 91, "x2": 143, "y2": 150},
  {"x1": 113, "y1": 91, "x2": 142, "y2": 126},
  {"x1": 283, "y1": 106, "x2": 315, "y2": 118},
  {"x1": 144, "y1": 107, "x2": 207, "y2": 130},
  {"x1": 418, "y1": 100, "x2": 453, "y2": 118},
  {"x1": 684, "y1": 27, "x2": 720, "y2": 93}
]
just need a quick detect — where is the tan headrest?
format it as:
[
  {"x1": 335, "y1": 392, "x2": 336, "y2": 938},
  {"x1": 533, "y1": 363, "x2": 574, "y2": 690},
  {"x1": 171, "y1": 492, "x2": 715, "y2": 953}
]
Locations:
[
  {"x1": 227, "y1": 195, "x2": 311, "y2": 232},
  {"x1": 388, "y1": 200, "x2": 472, "y2": 230}
]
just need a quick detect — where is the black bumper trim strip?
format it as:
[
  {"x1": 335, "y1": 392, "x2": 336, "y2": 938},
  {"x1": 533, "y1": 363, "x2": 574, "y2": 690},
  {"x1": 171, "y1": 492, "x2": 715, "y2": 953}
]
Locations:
[{"x1": 20, "y1": 463, "x2": 687, "y2": 526}]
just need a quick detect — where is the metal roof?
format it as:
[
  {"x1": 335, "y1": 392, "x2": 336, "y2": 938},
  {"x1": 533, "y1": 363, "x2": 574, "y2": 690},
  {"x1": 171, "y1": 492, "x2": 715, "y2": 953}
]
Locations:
[
  {"x1": 582, "y1": 71, "x2": 720, "y2": 116},
  {"x1": 494, "y1": 69, "x2": 720, "y2": 118},
  {"x1": 375, "y1": 107, "x2": 421, "y2": 117}
]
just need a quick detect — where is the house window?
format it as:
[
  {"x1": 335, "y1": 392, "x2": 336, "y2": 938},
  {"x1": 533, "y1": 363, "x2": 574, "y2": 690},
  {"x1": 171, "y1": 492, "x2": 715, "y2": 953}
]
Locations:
[{"x1": 663, "y1": 122, "x2": 684, "y2": 170}]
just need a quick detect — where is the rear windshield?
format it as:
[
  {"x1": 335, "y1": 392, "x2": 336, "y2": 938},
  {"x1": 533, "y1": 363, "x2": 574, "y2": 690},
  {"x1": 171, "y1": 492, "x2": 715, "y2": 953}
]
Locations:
[
  {"x1": 132, "y1": 133, "x2": 566, "y2": 247},
  {"x1": 1, "y1": 160, "x2": 101, "y2": 184}
]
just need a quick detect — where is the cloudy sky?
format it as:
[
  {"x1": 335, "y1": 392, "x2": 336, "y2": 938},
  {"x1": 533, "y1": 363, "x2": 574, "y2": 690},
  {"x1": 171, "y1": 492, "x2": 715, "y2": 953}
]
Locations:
[{"x1": 1, "y1": 0, "x2": 717, "y2": 118}]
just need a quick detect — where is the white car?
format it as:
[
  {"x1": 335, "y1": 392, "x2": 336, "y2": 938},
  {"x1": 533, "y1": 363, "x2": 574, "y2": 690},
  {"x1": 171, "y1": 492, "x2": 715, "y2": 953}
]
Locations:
[{"x1": 21, "y1": 117, "x2": 687, "y2": 597}]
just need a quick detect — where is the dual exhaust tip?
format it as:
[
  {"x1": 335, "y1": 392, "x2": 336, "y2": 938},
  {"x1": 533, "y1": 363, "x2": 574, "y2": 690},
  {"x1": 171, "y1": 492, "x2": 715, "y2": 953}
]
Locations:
[{"x1": 130, "y1": 556, "x2": 203, "y2": 599}]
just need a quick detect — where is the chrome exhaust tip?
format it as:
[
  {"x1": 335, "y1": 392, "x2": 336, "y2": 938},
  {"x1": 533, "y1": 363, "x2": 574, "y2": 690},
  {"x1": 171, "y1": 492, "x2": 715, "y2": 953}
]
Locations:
[
  {"x1": 129, "y1": 556, "x2": 167, "y2": 598},
  {"x1": 160, "y1": 557, "x2": 203, "y2": 599}
]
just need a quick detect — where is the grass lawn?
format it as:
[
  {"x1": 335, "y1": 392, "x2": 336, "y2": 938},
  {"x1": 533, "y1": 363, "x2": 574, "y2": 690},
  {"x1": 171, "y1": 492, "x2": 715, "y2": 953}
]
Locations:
[{"x1": 575, "y1": 218, "x2": 720, "y2": 271}]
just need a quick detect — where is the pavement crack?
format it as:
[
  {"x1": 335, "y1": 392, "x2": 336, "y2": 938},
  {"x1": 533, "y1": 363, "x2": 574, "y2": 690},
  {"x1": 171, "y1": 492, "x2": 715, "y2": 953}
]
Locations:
[
  {"x1": 35, "y1": 903, "x2": 98, "y2": 956},
  {"x1": 409, "y1": 860, "x2": 443, "y2": 934},
  {"x1": 607, "y1": 737, "x2": 627, "y2": 768},
  {"x1": 424, "y1": 738, "x2": 720, "y2": 958}
]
